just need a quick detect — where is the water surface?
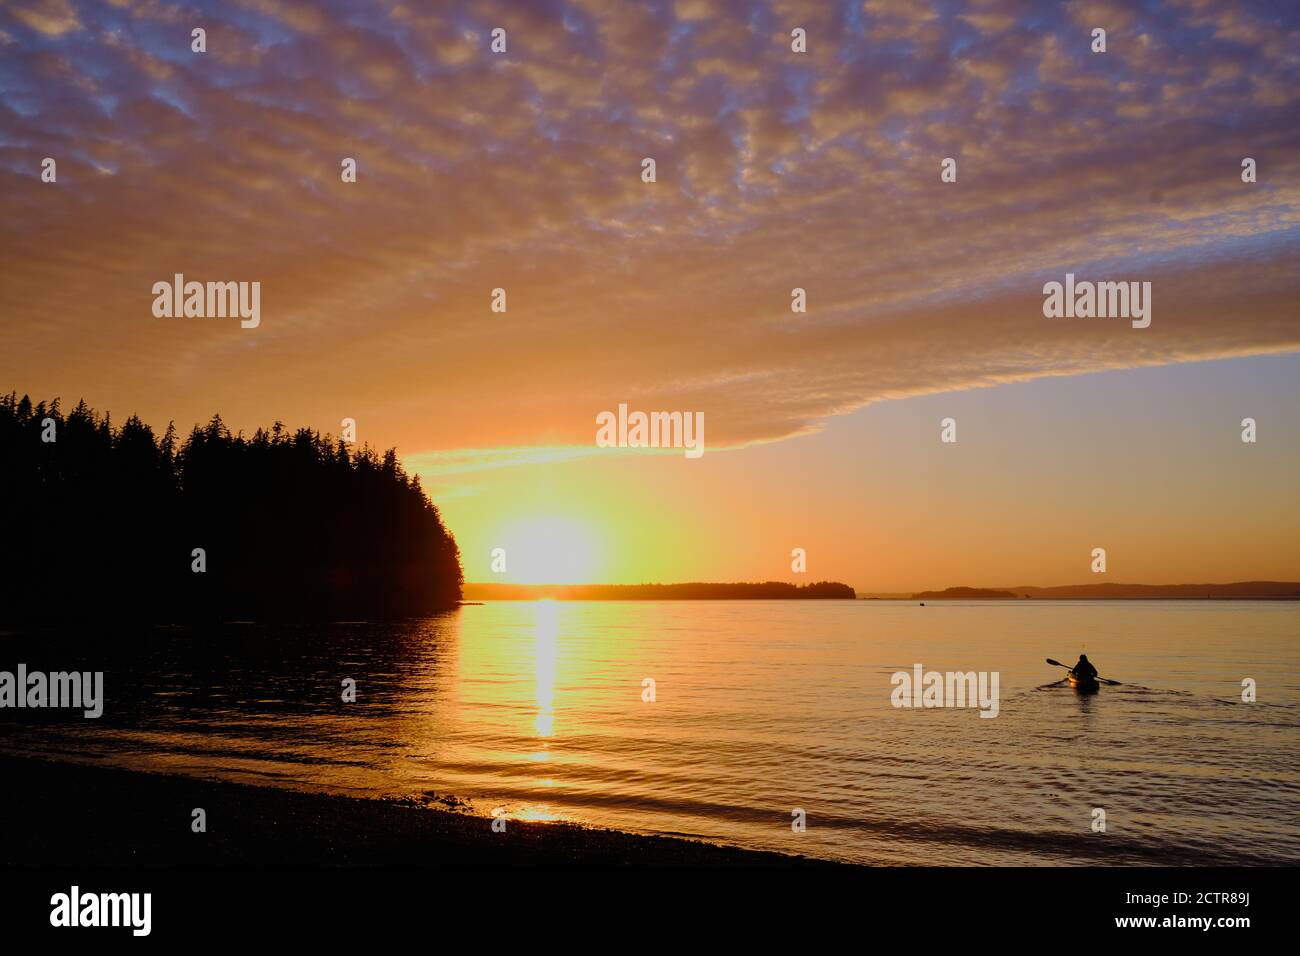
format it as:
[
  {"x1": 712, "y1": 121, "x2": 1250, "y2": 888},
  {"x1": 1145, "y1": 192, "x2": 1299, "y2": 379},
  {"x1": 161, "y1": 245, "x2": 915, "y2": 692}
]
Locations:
[{"x1": 3, "y1": 600, "x2": 1297, "y2": 865}]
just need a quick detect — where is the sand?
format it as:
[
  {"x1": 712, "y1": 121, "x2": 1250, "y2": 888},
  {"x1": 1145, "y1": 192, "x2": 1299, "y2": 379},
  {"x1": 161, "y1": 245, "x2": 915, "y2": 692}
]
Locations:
[{"x1": 0, "y1": 756, "x2": 823, "y2": 867}]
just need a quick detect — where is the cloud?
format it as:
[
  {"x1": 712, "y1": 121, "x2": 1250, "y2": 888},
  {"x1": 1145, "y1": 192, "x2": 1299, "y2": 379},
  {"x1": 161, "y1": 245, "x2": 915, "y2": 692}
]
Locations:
[
  {"x1": 8, "y1": 0, "x2": 81, "y2": 37},
  {"x1": 0, "y1": 0, "x2": 1296, "y2": 456}
]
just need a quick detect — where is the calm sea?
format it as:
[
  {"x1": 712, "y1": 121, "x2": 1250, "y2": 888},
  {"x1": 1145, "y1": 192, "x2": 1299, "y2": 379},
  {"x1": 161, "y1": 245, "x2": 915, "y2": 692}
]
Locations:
[{"x1": 3, "y1": 600, "x2": 1297, "y2": 865}]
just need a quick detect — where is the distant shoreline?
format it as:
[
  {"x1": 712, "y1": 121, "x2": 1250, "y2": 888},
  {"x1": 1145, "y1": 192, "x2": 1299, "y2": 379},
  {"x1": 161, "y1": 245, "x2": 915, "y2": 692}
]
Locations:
[
  {"x1": 463, "y1": 581, "x2": 855, "y2": 601},
  {"x1": 463, "y1": 580, "x2": 1300, "y2": 601},
  {"x1": 901, "y1": 581, "x2": 1300, "y2": 601}
]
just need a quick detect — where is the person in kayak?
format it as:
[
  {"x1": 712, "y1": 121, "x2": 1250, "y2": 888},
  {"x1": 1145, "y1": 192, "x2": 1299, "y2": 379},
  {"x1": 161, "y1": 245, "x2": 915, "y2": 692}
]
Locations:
[{"x1": 1072, "y1": 654, "x2": 1098, "y2": 681}]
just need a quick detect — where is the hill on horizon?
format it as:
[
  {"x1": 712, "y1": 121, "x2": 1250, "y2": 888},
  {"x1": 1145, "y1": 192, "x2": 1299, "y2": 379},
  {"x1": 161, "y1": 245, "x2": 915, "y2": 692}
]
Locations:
[{"x1": 907, "y1": 581, "x2": 1300, "y2": 600}]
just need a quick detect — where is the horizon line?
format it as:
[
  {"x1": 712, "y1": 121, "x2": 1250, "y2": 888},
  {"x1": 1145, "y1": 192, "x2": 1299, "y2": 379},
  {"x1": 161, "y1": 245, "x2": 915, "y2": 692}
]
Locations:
[{"x1": 464, "y1": 579, "x2": 1300, "y2": 590}]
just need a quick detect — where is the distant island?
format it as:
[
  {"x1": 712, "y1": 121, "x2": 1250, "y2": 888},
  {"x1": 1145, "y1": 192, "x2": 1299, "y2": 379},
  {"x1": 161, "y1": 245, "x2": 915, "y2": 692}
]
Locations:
[
  {"x1": 0, "y1": 393, "x2": 463, "y2": 623},
  {"x1": 464, "y1": 581, "x2": 857, "y2": 600},
  {"x1": 910, "y1": 587, "x2": 1019, "y2": 600},
  {"x1": 904, "y1": 582, "x2": 1300, "y2": 600}
]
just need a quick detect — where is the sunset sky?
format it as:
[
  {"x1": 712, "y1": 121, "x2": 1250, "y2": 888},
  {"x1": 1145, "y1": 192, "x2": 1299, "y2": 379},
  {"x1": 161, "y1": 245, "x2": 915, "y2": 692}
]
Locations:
[{"x1": 1, "y1": 0, "x2": 1297, "y2": 590}]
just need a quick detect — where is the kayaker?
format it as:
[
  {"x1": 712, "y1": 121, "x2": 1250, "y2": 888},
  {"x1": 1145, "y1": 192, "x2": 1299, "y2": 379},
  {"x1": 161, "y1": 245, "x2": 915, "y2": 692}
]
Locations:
[{"x1": 1073, "y1": 654, "x2": 1098, "y2": 681}]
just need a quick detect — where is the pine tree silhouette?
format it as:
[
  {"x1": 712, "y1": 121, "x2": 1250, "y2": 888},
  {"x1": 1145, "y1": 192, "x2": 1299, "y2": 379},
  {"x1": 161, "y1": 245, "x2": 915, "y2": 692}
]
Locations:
[{"x1": 0, "y1": 393, "x2": 463, "y2": 623}]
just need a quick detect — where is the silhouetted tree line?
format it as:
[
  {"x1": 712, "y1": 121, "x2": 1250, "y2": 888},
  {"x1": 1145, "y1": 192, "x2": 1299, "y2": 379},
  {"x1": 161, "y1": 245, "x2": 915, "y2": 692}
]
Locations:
[{"x1": 0, "y1": 393, "x2": 462, "y2": 623}]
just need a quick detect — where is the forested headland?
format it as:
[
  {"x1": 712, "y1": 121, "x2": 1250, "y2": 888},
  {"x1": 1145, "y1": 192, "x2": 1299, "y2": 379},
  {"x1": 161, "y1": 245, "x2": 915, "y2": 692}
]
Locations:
[{"x1": 0, "y1": 393, "x2": 462, "y2": 623}]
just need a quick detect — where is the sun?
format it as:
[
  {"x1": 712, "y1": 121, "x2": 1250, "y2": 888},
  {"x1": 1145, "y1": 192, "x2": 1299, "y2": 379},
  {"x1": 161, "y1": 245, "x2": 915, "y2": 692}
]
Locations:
[{"x1": 495, "y1": 515, "x2": 603, "y2": 584}]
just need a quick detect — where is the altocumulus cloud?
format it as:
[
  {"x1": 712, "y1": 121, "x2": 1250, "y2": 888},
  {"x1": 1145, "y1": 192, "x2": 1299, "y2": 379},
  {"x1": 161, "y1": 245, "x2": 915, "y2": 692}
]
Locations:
[{"x1": 0, "y1": 0, "x2": 1297, "y2": 454}]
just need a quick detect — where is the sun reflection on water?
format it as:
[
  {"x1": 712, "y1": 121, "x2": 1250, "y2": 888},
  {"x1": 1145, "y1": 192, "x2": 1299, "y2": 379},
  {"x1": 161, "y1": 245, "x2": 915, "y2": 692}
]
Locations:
[{"x1": 532, "y1": 599, "x2": 559, "y2": 740}]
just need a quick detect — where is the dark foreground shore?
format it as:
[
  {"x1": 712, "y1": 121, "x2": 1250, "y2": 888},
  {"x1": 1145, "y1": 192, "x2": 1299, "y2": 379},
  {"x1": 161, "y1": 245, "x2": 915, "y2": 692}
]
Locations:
[{"x1": 0, "y1": 756, "x2": 819, "y2": 867}]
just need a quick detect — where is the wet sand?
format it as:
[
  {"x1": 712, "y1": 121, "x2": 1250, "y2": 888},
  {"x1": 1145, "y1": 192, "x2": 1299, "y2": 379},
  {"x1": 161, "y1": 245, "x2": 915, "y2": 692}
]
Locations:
[{"x1": 0, "y1": 756, "x2": 822, "y2": 867}]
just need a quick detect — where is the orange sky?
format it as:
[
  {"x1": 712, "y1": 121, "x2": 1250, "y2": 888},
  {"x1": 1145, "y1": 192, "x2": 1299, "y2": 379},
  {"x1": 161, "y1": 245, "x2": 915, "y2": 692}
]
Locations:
[
  {"x1": 428, "y1": 355, "x2": 1300, "y2": 590},
  {"x1": 1, "y1": 0, "x2": 1297, "y2": 589}
]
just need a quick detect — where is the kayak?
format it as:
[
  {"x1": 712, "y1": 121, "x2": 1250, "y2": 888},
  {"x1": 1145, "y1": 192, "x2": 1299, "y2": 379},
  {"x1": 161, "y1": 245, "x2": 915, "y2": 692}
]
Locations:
[{"x1": 1067, "y1": 672, "x2": 1100, "y2": 693}]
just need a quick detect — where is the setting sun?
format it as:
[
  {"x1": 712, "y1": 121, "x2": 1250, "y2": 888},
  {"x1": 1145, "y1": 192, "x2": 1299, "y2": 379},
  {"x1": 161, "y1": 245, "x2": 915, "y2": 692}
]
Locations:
[{"x1": 493, "y1": 515, "x2": 603, "y2": 584}]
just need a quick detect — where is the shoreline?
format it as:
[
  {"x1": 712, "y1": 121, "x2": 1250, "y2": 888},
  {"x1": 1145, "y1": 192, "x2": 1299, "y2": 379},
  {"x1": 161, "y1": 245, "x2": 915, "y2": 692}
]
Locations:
[{"x1": 0, "y1": 756, "x2": 823, "y2": 867}]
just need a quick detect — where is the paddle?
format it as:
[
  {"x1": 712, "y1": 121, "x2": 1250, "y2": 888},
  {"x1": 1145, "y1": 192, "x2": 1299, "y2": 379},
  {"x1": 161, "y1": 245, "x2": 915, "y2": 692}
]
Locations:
[{"x1": 1046, "y1": 658, "x2": 1121, "y2": 685}]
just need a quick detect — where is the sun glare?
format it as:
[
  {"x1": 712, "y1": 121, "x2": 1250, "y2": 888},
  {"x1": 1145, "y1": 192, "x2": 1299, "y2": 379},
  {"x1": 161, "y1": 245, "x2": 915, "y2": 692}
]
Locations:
[{"x1": 496, "y1": 515, "x2": 603, "y2": 584}]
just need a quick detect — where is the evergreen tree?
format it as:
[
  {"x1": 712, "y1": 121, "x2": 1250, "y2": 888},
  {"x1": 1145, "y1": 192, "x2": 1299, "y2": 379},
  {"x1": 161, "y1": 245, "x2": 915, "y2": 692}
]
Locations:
[{"x1": 0, "y1": 394, "x2": 463, "y2": 623}]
